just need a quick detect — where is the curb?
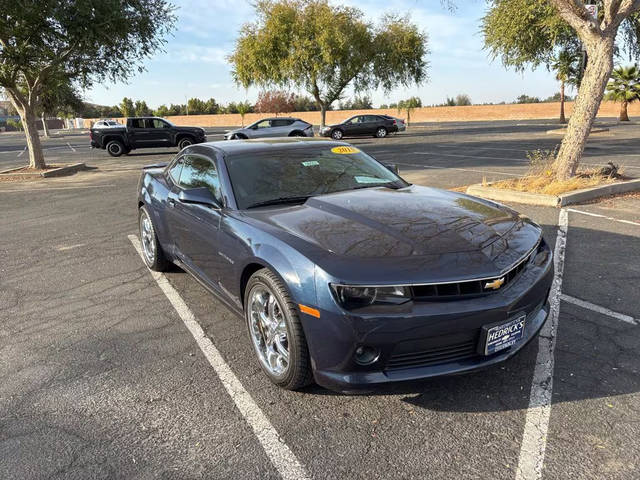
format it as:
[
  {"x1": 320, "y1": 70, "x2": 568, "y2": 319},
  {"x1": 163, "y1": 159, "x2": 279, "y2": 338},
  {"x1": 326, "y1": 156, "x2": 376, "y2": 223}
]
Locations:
[
  {"x1": 466, "y1": 178, "x2": 640, "y2": 207},
  {"x1": 546, "y1": 127, "x2": 610, "y2": 135},
  {"x1": 0, "y1": 163, "x2": 86, "y2": 179}
]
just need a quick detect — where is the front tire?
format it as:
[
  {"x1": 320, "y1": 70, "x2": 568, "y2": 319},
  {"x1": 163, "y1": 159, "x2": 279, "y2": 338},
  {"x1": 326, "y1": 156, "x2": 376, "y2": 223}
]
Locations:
[
  {"x1": 106, "y1": 140, "x2": 125, "y2": 157},
  {"x1": 245, "y1": 269, "x2": 312, "y2": 390},
  {"x1": 331, "y1": 129, "x2": 343, "y2": 140},
  {"x1": 177, "y1": 137, "x2": 194, "y2": 150},
  {"x1": 138, "y1": 206, "x2": 168, "y2": 272},
  {"x1": 375, "y1": 127, "x2": 388, "y2": 138}
]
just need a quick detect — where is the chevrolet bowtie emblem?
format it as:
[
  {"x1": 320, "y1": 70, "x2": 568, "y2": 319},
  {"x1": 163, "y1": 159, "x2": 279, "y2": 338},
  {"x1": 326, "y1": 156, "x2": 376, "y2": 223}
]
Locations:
[{"x1": 484, "y1": 277, "x2": 505, "y2": 290}]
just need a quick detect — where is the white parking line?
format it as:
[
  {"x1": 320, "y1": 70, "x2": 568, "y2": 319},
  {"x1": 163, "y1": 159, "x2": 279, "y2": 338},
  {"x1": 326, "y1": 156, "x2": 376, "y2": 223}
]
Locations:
[
  {"x1": 516, "y1": 208, "x2": 568, "y2": 480},
  {"x1": 566, "y1": 208, "x2": 640, "y2": 226},
  {"x1": 0, "y1": 184, "x2": 116, "y2": 193},
  {"x1": 560, "y1": 294, "x2": 638, "y2": 326},
  {"x1": 396, "y1": 161, "x2": 520, "y2": 177},
  {"x1": 66, "y1": 142, "x2": 77, "y2": 152},
  {"x1": 413, "y1": 151, "x2": 530, "y2": 163},
  {"x1": 17, "y1": 146, "x2": 26, "y2": 157},
  {"x1": 128, "y1": 235, "x2": 310, "y2": 480}
]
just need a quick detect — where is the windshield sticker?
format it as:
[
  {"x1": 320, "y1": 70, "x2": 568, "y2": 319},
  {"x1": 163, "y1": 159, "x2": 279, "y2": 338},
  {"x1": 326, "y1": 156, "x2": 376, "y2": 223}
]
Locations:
[
  {"x1": 331, "y1": 146, "x2": 360, "y2": 155},
  {"x1": 302, "y1": 160, "x2": 319, "y2": 166},
  {"x1": 355, "y1": 176, "x2": 385, "y2": 184}
]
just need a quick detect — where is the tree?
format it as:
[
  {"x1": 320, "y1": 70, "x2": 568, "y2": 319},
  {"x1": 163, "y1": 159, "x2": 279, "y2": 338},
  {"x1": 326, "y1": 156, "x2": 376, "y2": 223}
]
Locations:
[
  {"x1": 187, "y1": 97, "x2": 208, "y2": 115},
  {"x1": 455, "y1": 94, "x2": 472, "y2": 106},
  {"x1": 119, "y1": 98, "x2": 135, "y2": 118},
  {"x1": 255, "y1": 90, "x2": 296, "y2": 116},
  {"x1": 483, "y1": 0, "x2": 640, "y2": 180},
  {"x1": 396, "y1": 97, "x2": 422, "y2": 125},
  {"x1": 552, "y1": 48, "x2": 580, "y2": 123},
  {"x1": 516, "y1": 94, "x2": 541, "y2": 104},
  {"x1": 134, "y1": 100, "x2": 152, "y2": 117},
  {"x1": 605, "y1": 65, "x2": 640, "y2": 121},
  {"x1": 339, "y1": 95, "x2": 373, "y2": 110},
  {"x1": 229, "y1": 0, "x2": 428, "y2": 127},
  {"x1": 294, "y1": 95, "x2": 319, "y2": 111},
  {"x1": 167, "y1": 103, "x2": 185, "y2": 116},
  {"x1": 204, "y1": 98, "x2": 220, "y2": 114},
  {"x1": 0, "y1": 1, "x2": 175, "y2": 169},
  {"x1": 155, "y1": 104, "x2": 170, "y2": 117},
  {"x1": 236, "y1": 101, "x2": 253, "y2": 126},
  {"x1": 38, "y1": 77, "x2": 84, "y2": 137}
]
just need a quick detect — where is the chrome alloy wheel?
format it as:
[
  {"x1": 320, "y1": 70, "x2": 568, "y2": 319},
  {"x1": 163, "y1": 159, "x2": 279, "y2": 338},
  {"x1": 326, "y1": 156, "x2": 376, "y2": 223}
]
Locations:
[
  {"x1": 140, "y1": 210, "x2": 156, "y2": 265},
  {"x1": 248, "y1": 287, "x2": 290, "y2": 377}
]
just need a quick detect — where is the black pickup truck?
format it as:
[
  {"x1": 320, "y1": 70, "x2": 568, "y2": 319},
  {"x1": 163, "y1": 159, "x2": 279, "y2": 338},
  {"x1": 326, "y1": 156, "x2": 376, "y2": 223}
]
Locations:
[{"x1": 90, "y1": 117, "x2": 206, "y2": 157}]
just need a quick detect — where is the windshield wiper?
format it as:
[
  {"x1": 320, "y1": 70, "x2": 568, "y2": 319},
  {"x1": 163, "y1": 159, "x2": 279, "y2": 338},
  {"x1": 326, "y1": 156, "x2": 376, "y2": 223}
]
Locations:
[
  {"x1": 246, "y1": 195, "x2": 313, "y2": 209},
  {"x1": 349, "y1": 182, "x2": 403, "y2": 191}
]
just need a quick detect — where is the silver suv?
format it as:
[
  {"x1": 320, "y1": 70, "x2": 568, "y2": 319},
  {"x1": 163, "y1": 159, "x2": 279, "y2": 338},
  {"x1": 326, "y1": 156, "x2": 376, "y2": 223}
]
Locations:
[{"x1": 224, "y1": 117, "x2": 314, "y2": 140}]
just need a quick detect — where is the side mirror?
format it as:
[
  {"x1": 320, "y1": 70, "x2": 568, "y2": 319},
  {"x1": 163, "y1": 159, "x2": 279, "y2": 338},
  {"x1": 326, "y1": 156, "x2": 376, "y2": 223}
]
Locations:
[
  {"x1": 250, "y1": 125, "x2": 258, "y2": 130},
  {"x1": 178, "y1": 187, "x2": 221, "y2": 208},
  {"x1": 383, "y1": 163, "x2": 399, "y2": 175}
]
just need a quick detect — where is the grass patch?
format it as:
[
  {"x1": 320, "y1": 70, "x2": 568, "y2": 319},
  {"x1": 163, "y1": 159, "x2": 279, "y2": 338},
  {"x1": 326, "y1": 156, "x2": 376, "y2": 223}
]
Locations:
[{"x1": 486, "y1": 148, "x2": 627, "y2": 195}]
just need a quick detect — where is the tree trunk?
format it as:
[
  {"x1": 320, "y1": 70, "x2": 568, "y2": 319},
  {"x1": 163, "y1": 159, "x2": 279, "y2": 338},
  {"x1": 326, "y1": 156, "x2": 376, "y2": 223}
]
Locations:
[
  {"x1": 41, "y1": 113, "x2": 51, "y2": 138},
  {"x1": 553, "y1": 36, "x2": 615, "y2": 180},
  {"x1": 319, "y1": 103, "x2": 327, "y2": 128},
  {"x1": 406, "y1": 108, "x2": 411, "y2": 126},
  {"x1": 620, "y1": 100, "x2": 629, "y2": 121},
  {"x1": 559, "y1": 80, "x2": 566, "y2": 124},
  {"x1": 21, "y1": 106, "x2": 47, "y2": 169},
  {"x1": 5, "y1": 88, "x2": 47, "y2": 170}
]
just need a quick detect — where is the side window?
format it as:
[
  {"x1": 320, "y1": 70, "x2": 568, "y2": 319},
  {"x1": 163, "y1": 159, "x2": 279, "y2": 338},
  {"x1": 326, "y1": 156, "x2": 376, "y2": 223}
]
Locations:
[
  {"x1": 271, "y1": 119, "x2": 292, "y2": 127},
  {"x1": 365, "y1": 115, "x2": 379, "y2": 122},
  {"x1": 255, "y1": 120, "x2": 271, "y2": 129},
  {"x1": 167, "y1": 157, "x2": 184, "y2": 184},
  {"x1": 130, "y1": 118, "x2": 145, "y2": 129},
  {"x1": 148, "y1": 119, "x2": 169, "y2": 129},
  {"x1": 179, "y1": 155, "x2": 222, "y2": 203}
]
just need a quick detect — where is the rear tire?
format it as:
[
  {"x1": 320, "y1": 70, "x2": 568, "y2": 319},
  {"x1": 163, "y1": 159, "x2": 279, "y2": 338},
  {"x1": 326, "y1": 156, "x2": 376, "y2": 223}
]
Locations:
[
  {"x1": 244, "y1": 268, "x2": 313, "y2": 390},
  {"x1": 375, "y1": 127, "x2": 388, "y2": 138},
  {"x1": 106, "y1": 140, "x2": 125, "y2": 157},
  {"x1": 331, "y1": 129, "x2": 343, "y2": 140},
  {"x1": 289, "y1": 130, "x2": 304, "y2": 137},
  {"x1": 138, "y1": 206, "x2": 168, "y2": 272},
  {"x1": 177, "y1": 137, "x2": 194, "y2": 150}
]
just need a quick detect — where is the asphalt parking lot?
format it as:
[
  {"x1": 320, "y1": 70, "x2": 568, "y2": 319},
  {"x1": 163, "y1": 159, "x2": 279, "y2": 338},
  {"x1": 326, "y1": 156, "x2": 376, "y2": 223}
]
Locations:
[{"x1": 1, "y1": 120, "x2": 639, "y2": 479}]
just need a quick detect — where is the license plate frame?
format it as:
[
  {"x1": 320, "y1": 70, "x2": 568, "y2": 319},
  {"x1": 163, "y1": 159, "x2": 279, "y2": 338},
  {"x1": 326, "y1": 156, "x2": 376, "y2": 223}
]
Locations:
[{"x1": 481, "y1": 313, "x2": 526, "y2": 355}]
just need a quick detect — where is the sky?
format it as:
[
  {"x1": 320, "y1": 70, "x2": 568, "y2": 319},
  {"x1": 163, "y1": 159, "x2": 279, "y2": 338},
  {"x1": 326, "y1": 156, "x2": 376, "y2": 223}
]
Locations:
[{"x1": 85, "y1": 0, "x2": 567, "y2": 109}]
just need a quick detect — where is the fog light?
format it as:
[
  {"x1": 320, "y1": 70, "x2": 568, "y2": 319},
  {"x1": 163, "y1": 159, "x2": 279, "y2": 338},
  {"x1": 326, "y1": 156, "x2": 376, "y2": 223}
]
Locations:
[{"x1": 354, "y1": 346, "x2": 380, "y2": 365}]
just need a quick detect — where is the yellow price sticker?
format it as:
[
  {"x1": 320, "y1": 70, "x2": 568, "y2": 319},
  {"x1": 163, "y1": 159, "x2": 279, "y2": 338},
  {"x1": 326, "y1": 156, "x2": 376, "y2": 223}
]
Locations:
[{"x1": 331, "y1": 146, "x2": 360, "y2": 155}]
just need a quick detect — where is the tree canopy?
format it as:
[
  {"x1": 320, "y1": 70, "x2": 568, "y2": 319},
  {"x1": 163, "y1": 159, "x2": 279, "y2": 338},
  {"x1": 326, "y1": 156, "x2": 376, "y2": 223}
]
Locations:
[
  {"x1": 229, "y1": 0, "x2": 428, "y2": 125},
  {"x1": 0, "y1": 0, "x2": 176, "y2": 168}
]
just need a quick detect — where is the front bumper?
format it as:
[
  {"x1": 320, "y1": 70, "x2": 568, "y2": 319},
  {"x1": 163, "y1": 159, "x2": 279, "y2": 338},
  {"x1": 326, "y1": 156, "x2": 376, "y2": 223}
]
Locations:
[{"x1": 303, "y1": 246, "x2": 554, "y2": 392}]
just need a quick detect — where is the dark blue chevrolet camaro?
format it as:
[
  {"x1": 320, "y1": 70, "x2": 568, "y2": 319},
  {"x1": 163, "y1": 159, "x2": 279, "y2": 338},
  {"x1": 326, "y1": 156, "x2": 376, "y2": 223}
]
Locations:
[{"x1": 137, "y1": 138, "x2": 553, "y2": 392}]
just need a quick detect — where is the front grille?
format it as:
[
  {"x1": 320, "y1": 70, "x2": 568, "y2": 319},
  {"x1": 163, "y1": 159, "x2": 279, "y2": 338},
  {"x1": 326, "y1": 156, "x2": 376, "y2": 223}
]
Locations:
[
  {"x1": 386, "y1": 340, "x2": 478, "y2": 371},
  {"x1": 411, "y1": 243, "x2": 539, "y2": 301}
]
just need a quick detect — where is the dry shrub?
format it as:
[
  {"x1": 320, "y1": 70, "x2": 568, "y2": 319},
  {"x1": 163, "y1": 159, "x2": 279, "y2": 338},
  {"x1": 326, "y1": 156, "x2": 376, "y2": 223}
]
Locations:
[{"x1": 490, "y1": 148, "x2": 624, "y2": 195}]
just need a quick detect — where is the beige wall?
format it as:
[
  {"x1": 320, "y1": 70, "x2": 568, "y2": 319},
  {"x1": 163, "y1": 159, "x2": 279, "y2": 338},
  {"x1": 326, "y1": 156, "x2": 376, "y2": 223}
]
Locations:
[{"x1": 83, "y1": 101, "x2": 635, "y2": 129}]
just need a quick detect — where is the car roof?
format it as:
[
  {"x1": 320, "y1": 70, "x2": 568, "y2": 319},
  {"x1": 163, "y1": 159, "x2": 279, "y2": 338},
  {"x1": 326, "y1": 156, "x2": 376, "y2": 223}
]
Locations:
[{"x1": 197, "y1": 137, "x2": 351, "y2": 156}]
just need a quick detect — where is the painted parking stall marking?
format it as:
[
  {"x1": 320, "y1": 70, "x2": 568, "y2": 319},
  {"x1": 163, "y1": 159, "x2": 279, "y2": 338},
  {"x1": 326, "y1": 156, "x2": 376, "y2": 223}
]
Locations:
[
  {"x1": 561, "y1": 294, "x2": 638, "y2": 326},
  {"x1": 128, "y1": 235, "x2": 310, "y2": 480},
  {"x1": 516, "y1": 208, "x2": 568, "y2": 480}
]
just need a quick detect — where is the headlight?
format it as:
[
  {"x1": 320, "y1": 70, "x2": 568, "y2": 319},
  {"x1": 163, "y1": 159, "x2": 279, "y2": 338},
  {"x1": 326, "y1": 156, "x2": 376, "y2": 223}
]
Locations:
[{"x1": 330, "y1": 284, "x2": 411, "y2": 309}]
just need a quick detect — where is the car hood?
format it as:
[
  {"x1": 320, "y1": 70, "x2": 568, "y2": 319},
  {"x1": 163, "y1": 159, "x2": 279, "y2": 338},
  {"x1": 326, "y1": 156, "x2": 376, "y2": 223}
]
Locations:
[
  {"x1": 238, "y1": 185, "x2": 542, "y2": 283},
  {"x1": 176, "y1": 126, "x2": 205, "y2": 134}
]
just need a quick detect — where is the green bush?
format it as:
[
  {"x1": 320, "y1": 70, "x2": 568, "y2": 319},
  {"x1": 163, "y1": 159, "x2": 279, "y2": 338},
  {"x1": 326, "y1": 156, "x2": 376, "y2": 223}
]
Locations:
[{"x1": 6, "y1": 119, "x2": 23, "y2": 131}]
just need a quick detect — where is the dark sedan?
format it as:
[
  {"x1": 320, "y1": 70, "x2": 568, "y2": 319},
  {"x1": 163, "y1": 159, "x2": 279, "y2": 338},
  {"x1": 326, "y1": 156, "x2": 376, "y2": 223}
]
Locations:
[
  {"x1": 319, "y1": 114, "x2": 400, "y2": 139},
  {"x1": 137, "y1": 138, "x2": 553, "y2": 392}
]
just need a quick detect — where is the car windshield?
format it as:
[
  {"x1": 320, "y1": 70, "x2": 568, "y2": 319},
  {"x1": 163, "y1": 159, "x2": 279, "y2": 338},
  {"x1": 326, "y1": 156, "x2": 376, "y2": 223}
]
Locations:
[{"x1": 225, "y1": 145, "x2": 409, "y2": 209}]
